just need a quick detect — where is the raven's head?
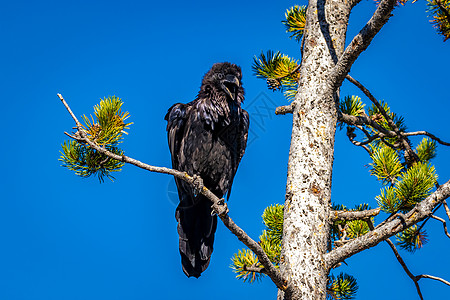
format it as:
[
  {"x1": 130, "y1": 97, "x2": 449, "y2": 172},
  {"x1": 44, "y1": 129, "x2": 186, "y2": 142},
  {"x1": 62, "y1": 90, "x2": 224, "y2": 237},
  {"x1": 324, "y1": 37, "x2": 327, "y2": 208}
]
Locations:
[{"x1": 200, "y1": 62, "x2": 244, "y2": 104}]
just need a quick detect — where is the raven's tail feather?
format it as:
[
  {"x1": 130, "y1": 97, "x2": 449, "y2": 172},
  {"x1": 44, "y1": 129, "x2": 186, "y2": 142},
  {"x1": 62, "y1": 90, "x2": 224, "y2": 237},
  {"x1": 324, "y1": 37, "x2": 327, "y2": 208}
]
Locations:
[{"x1": 176, "y1": 196, "x2": 217, "y2": 278}]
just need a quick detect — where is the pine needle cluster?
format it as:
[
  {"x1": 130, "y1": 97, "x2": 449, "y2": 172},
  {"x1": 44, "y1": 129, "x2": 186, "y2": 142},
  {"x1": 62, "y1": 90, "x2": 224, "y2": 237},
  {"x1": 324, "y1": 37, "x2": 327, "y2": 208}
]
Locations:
[
  {"x1": 427, "y1": 0, "x2": 450, "y2": 41},
  {"x1": 338, "y1": 95, "x2": 365, "y2": 129},
  {"x1": 253, "y1": 51, "x2": 300, "y2": 100},
  {"x1": 231, "y1": 204, "x2": 283, "y2": 283},
  {"x1": 252, "y1": 6, "x2": 306, "y2": 101},
  {"x1": 327, "y1": 273, "x2": 358, "y2": 300},
  {"x1": 282, "y1": 5, "x2": 306, "y2": 42},
  {"x1": 368, "y1": 132, "x2": 437, "y2": 251},
  {"x1": 396, "y1": 225, "x2": 428, "y2": 252},
  {"x1": 372, "y1": 145, "x2": 437, "y2": 213},
  {"x1": 59, "y1": 96, "x2": 132, "y2": 182}
]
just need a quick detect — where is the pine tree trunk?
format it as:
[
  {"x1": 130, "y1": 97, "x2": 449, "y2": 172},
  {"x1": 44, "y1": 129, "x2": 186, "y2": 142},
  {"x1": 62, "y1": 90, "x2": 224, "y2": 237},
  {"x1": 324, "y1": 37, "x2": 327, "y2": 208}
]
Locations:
[{"x1": 279, "y1": 1, "x2": 351, "y2": 299}]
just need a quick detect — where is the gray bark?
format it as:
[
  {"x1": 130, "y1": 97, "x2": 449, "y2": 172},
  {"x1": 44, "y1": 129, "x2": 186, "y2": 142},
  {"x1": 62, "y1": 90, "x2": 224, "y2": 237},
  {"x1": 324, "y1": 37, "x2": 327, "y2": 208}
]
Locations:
[{"x1": 278, "y1": 1, "x2": 351, "y2": 299}]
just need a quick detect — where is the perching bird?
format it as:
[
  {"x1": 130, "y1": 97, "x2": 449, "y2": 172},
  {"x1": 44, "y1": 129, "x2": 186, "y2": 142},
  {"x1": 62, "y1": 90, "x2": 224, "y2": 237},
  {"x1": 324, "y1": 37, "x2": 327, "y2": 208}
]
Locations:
[{"x1": 165, "y1": 62, "x2": 249, "y2": 278}]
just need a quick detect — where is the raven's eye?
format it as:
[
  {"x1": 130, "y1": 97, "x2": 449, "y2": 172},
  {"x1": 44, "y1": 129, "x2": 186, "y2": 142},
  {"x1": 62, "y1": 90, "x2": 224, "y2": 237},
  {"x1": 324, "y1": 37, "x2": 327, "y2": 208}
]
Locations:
[{"x1": 217, "y1": 73, "x2": 224, "y2": 80}]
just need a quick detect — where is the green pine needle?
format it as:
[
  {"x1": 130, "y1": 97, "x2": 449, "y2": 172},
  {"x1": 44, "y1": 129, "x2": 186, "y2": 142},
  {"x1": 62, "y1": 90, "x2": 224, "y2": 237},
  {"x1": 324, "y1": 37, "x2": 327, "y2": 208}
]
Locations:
[
  {"x1": 338, "y1": 95, "x2": 366, "y2": 129},
  {"x1": 327, "y1": 273, "x2": 358, "y2": 300},
  {"x1": 346, "y1": 220, "x2": 370, "y2": 239},
  {"x1": 259, "y1": 230, "x2": 281, "y2": 264},
  {"x1": 395, "y1": 162, "x2": 437, "y2": 210},
  {"x1": 253, "y1": 51, "x2": 299, "y2": 95},
  {"x1": 82, "y1": 96, "x2": 132, "y2": 146},
  {"x1": 376, "y1": 186, "x2": 401, "y2": 214},
  {"x1": 282, "y1": 5, "x2": 307, "y2": 42},
  {"x1": 230, "y1": 249, "x2": 264, "y2": 283},
  {"x1": 415, "y1": 138, "x2": 437, "y2": 162},
  {"x1": 340, "y1": 95, "x2": 366, "y2": 117},
  {"x1": 59, "y1": 140, "x2": 125, "y2": 182},
  {"x1": 369, "y1": 144, "x2": 404, "y2": 185},
  {"x1": 262, "y1": 204, "x2": 284, "y2": 245},
  {"x1": 396, "y1": 225, "x2": 428, "y2": 252}
]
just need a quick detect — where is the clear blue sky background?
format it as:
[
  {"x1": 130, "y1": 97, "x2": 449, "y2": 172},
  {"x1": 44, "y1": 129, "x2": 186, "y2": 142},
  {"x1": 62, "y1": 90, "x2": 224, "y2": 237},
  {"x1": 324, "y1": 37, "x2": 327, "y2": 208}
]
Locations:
[{"x1": 0, "y1": 0, "x2": 449, "y2": 299}]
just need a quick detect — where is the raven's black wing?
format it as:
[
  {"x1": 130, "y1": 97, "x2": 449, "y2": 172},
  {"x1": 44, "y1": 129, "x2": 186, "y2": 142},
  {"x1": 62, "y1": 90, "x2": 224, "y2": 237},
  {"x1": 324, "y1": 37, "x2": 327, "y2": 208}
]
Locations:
[
  {"x1": 226, "y1": 109, "x2": 249, "y2": 200},
  {"x1": 165, "y1": 103, "x2": 188, "y2": 170},
  {"x1": 165, "y1": 102, "x2": 217, "y2": 278}
]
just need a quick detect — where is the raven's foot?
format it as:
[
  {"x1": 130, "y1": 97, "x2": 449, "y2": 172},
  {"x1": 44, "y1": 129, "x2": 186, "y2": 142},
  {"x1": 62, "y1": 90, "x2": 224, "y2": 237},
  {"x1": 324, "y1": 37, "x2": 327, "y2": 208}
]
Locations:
[
  {"x1": 211, "y1": 198, "x2": 229, "y2": 216},
  {"x1": 192, "y1": 174, "x2": 204, "y2": 196}
]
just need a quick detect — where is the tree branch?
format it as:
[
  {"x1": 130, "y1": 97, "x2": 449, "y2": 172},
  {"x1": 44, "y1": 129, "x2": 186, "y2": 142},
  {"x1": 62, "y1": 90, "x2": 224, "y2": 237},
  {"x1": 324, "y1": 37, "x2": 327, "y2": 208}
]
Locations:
[
  {"x1": 430, "y1": 215, "x2": 450, "y2": 238},
  {"x1": 416, "y1": 274, "x2": 450, "y2": 287},
  {"x1": 58, "y1": 94, "x2": 288, "y2": 290},
  {"x1": 385, "y1": 238, "x2": 424, "y2": 300},
  {"x1": 330, "y1": 208, "x2": 380, "y2": 221},
  {"x1": 444, "y1": 200, "x2": 450, "y2": 220},
  {"x1": 325, "y1": 179, "x2": 450, "y2": 270},
  {"x1": 338, "y1": 112, "x2": 397, "y2": 137},
  {"x1": 327, "y1": 0, "x2": 397, "y2": 93},
  {"x1": 403, "y1": 131, "x2": 450, "y2": 146},
  {"x1": 345, "y1": 75, "x2": 418, "y2": 164}
]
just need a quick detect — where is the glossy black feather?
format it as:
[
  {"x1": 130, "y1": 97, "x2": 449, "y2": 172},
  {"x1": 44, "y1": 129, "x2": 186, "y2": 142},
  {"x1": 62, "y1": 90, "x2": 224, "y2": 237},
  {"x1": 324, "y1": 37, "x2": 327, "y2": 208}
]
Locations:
[{"x1": 165, "y1": 62, "x2": 249, "y2": 277}]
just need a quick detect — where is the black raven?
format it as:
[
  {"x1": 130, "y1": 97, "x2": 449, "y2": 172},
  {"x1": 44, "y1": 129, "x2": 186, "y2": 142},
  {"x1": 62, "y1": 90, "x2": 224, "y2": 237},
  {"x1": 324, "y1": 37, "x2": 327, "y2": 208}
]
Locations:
[{"x1": 165, "y1": 62, "x2": 249, "y2": 278}]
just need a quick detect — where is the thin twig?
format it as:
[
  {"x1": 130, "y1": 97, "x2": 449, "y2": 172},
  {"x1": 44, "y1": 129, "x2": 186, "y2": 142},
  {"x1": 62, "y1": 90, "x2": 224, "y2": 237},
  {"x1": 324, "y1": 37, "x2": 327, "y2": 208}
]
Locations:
[
  {"x1": 345, "y1": 75, "x2": 418, "y2": 164},
  {"x1": 338, "y1": 112, "x2": 396, "y2": 137},
  {"x1": 385, "y1": 238, "x2": 424, "y2": 300},
  {"x1": 430, "y1": 215, "x2": 450, "y2": 238},
  {"x1": 443, "y1": 200, "x2": 450, "y2": 220},
  {"x1": 403, "y1": 131, "x2": 450, "y2": 146},
  {"x1": 58, "y1": 93, "x2": 288, "y2": 290}
]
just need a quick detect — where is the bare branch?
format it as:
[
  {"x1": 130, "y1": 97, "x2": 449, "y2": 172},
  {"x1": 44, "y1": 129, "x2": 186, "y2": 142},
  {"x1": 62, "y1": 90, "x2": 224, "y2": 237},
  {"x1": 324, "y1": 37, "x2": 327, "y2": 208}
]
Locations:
[
  {"x1": 325, "y1": 179, "x2": 450, "y2": 270},
  {"x1": 416, "y1": 274, "x2": 450, "y2": 287},
  {"x1": 430, "y1": 215, "x2": 450, "y2": 238},
  {"x1": 403, "y1": 131, "x2": 450, "y2": 146},
  {"x1": 327, "y1": 0, "x2": 397, "y2": 93},
  {"x1": 58, "y1": 93, "x2": 83, "y2": 128},
  {"x1": 275, "y1": 103, "x2": 295, "y2": 115},
  {"x1": 58, "y1": 94, "x2": 288, "y2": 290},
  {"x1": 385, "y1": 238, "x2": 424, "y2": 300},
  {"x1": 330, "y1": 208, "x2": 380, "y2": 221}
]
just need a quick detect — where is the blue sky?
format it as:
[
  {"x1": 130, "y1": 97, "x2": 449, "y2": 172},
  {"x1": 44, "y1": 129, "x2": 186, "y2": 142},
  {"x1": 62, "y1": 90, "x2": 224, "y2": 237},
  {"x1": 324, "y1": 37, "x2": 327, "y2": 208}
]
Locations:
[{"x1": 1, "y1": 0, "x2": 449, "y2": 299}]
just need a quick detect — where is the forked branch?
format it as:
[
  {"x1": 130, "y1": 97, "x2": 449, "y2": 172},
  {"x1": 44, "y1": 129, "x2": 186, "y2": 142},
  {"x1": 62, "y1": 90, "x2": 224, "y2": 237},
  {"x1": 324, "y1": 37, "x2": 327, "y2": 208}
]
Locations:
[{"x1": 385, "y1": 238, "x2": 424, "y2": 300}]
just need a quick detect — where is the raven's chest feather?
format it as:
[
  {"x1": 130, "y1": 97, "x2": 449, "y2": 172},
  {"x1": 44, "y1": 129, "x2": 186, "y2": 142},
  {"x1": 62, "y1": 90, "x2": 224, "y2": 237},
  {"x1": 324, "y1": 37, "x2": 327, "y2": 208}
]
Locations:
[{"x1": 177, "y1": 105, "x2": 242, "y2": 193}]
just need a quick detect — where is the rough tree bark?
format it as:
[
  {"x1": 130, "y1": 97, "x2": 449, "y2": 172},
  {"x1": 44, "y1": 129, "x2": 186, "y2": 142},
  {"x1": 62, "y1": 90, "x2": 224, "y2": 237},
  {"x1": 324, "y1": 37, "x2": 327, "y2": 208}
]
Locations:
[{"x1": 278, "y1": 1, "x2": 351, "y2": 299}]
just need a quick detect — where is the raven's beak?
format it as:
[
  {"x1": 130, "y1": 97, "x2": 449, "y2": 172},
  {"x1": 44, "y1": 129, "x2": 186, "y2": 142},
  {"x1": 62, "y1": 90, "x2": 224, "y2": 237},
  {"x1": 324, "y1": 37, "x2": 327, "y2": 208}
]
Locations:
[{"x1": 221, "y1": 74, "x2": 240, "y2": 100}]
